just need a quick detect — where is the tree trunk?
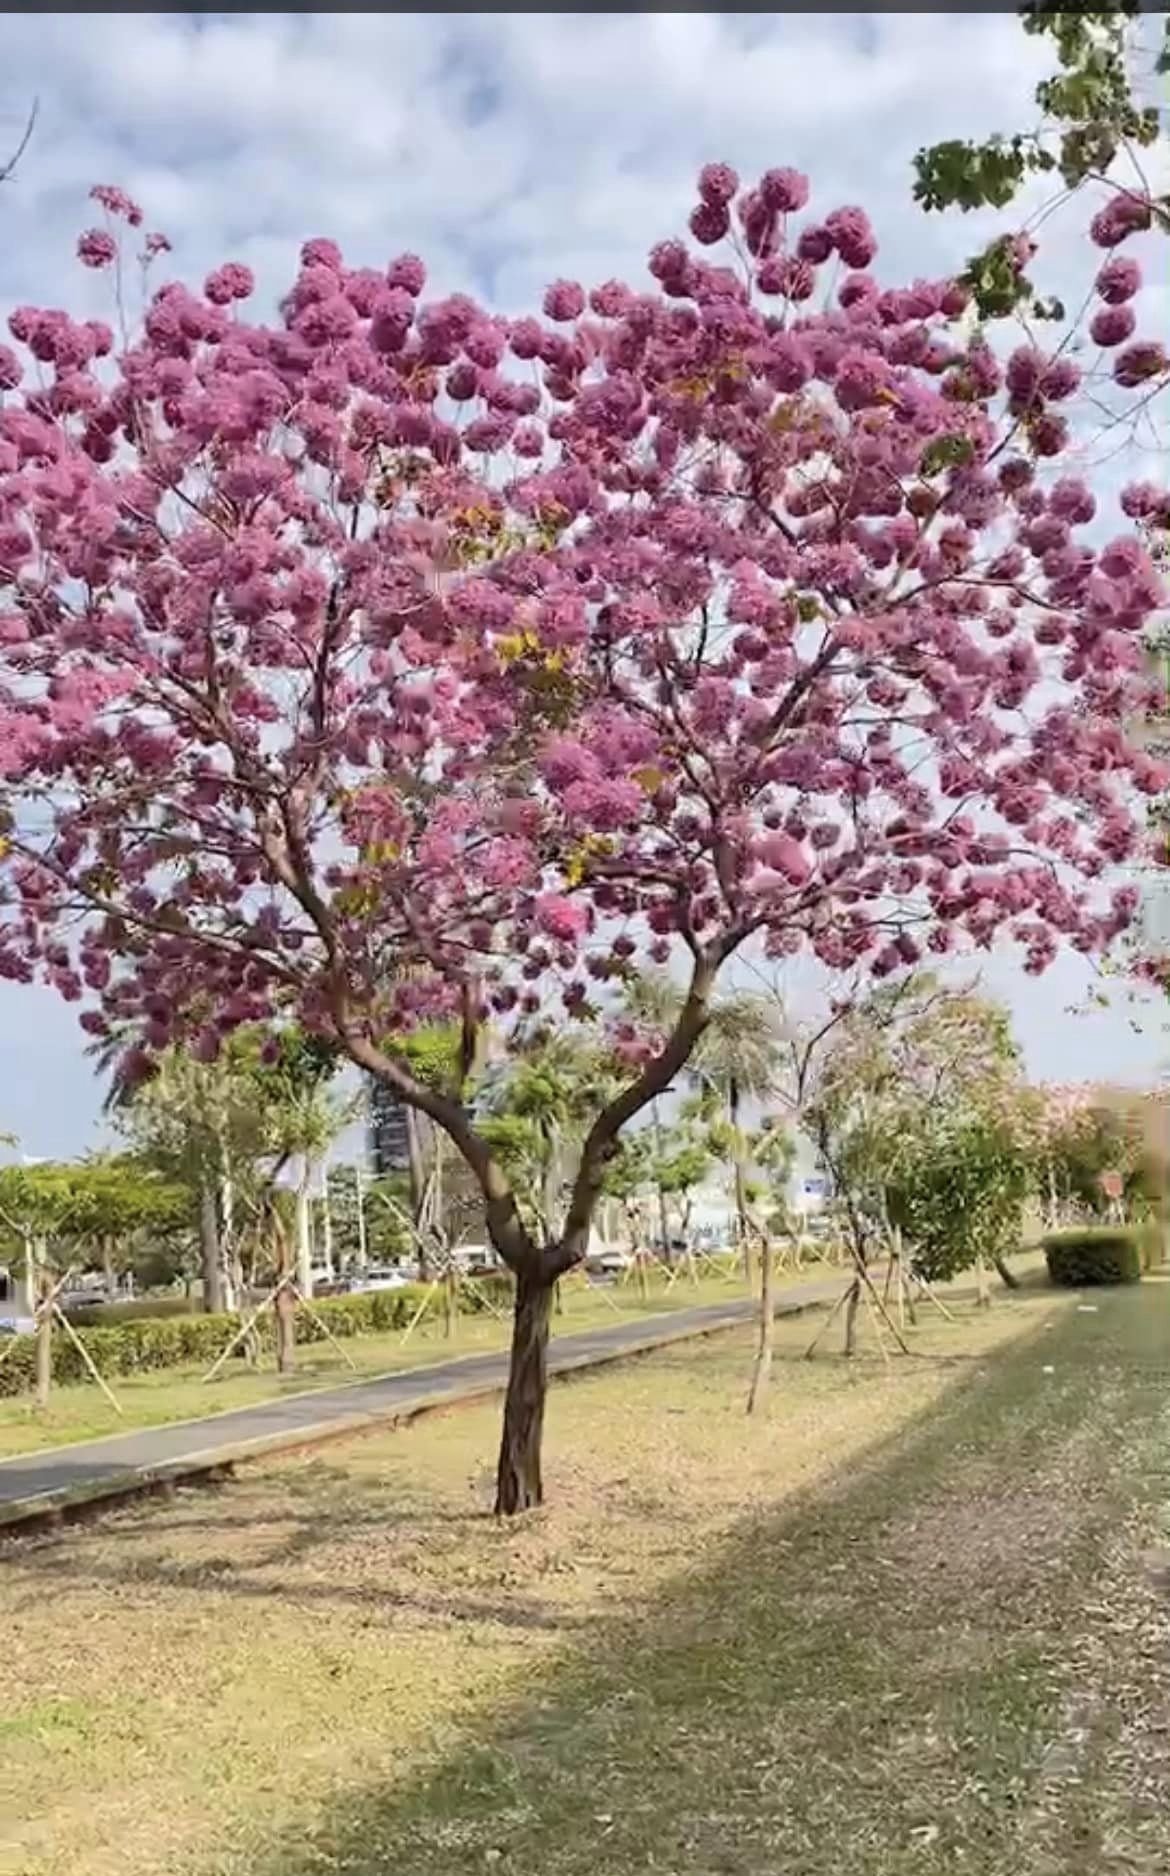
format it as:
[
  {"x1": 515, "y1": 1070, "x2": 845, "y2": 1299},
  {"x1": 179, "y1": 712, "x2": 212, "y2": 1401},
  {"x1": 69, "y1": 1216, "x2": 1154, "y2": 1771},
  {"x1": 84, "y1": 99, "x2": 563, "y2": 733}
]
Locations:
[
  {"x1": 15, "y1": 1237, "x2": 35, "y2": 1316},
  {"x1": 746, "y1": 1232, "x2": 775, "y2": 1415},
  {"x1": 320, "y1": 1180, "x2": 335, "y2": 1281},
  {"x1": 355, "y1": 1165, "x2": 368, "y2": 1271},
  {"x1": 34, "y1": 1242, "x2": 52, "y2": 1409},
  {"x1": 274, "y1": 1280, "x2": 297, "y2": 1374},
  {"x1": 295, "y1": 1168, "x2": 313, "y2": 1298},
  {"x1": 842, "y1": 1276, "x2": 861, "y2": 1356},
  {"x1": 652, "y1": 1099, "x2": 671, "y2": 1256},
  {"x1": 273, "y1": 1214, "x2": 296, "y2": 1375},
  {"x1": 974, "y1": 1251, "x2": 992, "y2": 1308},
  {"x1": 443, "y1": 1266, "x2": 458, "y2": 1338},
  {"x1": 993, "y1": 1252, "x2": 1020, "y2": 1290},
  {"x1": 102, "y1": 1236, "x2": 118, "y2": 1304},
  {"x1": 199, "y1": 1184, "x2": 224, "y2": 1315},
  {"x1": 495, "y1": 1273, "x2": 554, "y2": 1516},
  {"x1": 729, "y1": 1082, "x2": 753, "y2": 1286},
  {"x1": 405, "y1": 1107, "x2": 430, "y2": 1282}
]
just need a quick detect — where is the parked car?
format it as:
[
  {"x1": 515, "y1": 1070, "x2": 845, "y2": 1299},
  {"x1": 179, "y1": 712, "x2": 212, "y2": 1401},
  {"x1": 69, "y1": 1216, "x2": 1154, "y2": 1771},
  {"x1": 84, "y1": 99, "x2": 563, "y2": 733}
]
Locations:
[
  {"x1": 450, "y1": 1243, "x2": 504, "y2": 1276},
  {"x1": 350, "y1": 1266, "x2": 411, "y2": 1293},
  {"x1": 584, "y1": 1243, "x2": 634, "y2": 1277}
]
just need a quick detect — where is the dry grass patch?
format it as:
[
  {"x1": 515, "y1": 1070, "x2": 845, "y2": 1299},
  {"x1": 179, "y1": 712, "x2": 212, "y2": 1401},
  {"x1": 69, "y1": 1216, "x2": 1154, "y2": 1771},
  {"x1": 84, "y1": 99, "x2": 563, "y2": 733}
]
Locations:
[{"x1": 0, "y1": 1290, "x2": 1048, "y2": 1876}]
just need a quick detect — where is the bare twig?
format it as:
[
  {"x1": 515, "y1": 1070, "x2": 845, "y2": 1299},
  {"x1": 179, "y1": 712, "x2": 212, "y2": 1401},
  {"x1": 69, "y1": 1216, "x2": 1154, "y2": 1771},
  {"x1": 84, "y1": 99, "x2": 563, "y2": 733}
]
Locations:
[{"x1": 0, "y1": 98, "x2": 38, "y2": 186}]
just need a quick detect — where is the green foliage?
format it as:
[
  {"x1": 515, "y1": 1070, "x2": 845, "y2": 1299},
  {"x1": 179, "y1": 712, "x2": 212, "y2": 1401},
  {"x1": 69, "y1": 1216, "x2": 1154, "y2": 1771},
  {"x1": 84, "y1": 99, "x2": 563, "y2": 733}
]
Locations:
[
  {"x1": 913, "y1": 4, "x2": 1167, "y2": 319},
  {"x1": 654, "y1": 1140, "x2": 713, "y2": 1199},
  {"x1": 1043, "y1": 1225, "x2": 1143, "y2": 1286},
  {"x1": 63, "y1": 1294, "x2": 198, "y2": 1326},
  {"x1": 889, "y1": 1113, "x2": 1033, "y2": 1283},
  {"x1": 0, "y1": 1276, "x2": 515, "y2": 1400},
  {"x1": 913, "y1": 135, "x2": 1033, "y2": 213},
  {"x1": 478, "y1": 1031, "x2": 620, "y2": 1233},
  {"x1": 1043, "y1": 1094, "x2": 1166, "y2": 1225},
  {"x1": 919, "y1": 432, "x2": 977, "y2": 475},
  {"x1": 328, "y1": 1164, "x2": 411, "y2": 1265},
  {"x1": 806, "y1": 975, "x2": 1027, "y2": 1261}
]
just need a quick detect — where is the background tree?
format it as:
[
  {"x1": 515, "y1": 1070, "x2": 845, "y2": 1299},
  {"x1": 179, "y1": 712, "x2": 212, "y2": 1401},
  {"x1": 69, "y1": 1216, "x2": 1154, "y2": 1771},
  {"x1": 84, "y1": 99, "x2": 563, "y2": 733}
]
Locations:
[
  {"x1": 62, "y1": 1153, "x2": 188, "y2": 1301},
  {"x1": 0, "y1": 1161, "x2": 81, "y2": 1404},
  {"x1": 886, "y1": 1101, "x2": 1036, "y2": 1305},
  {"x1": 479, "y1": 1032, "x2": 619, "y2": 1243},
  {"x1": 914, "y1": 5, "x2": 1168, "y2": 322},
  {"x1": 802, "y1": 977, "x2": 1029, "y2": 1343},
  {"x1": 627, "y1": 977, "x2": 783, "y2": 1277},
  {"x1": 0, "y1": 162, "x2": 1162, "y2": 1510}
]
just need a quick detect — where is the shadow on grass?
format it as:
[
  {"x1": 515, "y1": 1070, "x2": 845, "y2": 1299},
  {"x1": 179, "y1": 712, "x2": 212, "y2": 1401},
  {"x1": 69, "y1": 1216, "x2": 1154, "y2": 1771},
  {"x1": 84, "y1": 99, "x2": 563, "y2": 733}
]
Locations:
[
  {"x1": 17, "y1": 1291, "x2": 1169, "y2": 1875},
  {"x1": 230, "y1": 1290, "x2": 1161, "y2": 1876}
]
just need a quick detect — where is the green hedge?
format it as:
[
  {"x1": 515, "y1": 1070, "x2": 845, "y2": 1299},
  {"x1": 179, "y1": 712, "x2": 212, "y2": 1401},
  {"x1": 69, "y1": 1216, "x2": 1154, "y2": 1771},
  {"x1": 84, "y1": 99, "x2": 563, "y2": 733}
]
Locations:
[
  {"x1": 64, "y1": 1294, "x2": 199, "y2": 1327},
  {"x1": 1043, "y1": 1227, "x2": 1143, "y2": 1288},
  {"x1": 0, "y1": 1276, "x2": 515, "y2": 1400}
]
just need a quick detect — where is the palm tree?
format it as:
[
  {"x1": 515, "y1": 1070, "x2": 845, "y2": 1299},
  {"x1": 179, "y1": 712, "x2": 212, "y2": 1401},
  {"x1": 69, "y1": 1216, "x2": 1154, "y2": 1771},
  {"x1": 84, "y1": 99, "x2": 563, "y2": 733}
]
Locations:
[
  {"x1": 625, "y1": 976, "x2": 784, "y2": 1268},
  {"x1": 480, "y1": 1032, "x2": 621, "y2": 1241}
]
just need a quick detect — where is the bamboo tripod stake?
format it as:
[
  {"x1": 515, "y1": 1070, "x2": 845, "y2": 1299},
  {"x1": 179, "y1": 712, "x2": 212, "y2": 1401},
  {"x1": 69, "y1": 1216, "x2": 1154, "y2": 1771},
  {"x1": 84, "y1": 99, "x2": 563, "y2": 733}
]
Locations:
[
  {"x1": 0, "y1": 1265, "x2": 124, "y2": 1413},
  {"x1": 202, "y1": 1271, "x2": 359, "y2": 1383}
]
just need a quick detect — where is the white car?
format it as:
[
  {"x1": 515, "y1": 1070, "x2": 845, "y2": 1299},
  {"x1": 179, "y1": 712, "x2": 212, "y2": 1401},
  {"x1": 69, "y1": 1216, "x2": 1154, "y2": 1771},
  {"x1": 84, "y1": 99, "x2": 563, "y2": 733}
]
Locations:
[
  {"x1": 585, "y1": 1243, "x2": 634, "y2": 1276},
  {"x1": 352, "y1": 1267, "x2": 411, "y2": 1292}
]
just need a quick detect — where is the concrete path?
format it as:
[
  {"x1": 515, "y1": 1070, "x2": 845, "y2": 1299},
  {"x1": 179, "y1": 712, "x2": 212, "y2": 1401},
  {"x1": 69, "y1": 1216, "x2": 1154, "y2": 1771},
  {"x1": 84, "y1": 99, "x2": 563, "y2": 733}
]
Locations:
[{"x1": 0, "y1": 1278, "x2": 840, "y2": 1532}]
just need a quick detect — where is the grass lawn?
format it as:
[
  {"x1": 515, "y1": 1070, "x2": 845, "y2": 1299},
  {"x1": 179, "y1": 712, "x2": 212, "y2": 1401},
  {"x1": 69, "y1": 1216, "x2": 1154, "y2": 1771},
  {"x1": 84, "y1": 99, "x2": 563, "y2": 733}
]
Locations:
[
  {"x1": 4, "y1": 1273, "x2": 1166, "y2": 1876},
  {"x1": 0, "y1": 1264, "x2": 796, "y2": 1458}
]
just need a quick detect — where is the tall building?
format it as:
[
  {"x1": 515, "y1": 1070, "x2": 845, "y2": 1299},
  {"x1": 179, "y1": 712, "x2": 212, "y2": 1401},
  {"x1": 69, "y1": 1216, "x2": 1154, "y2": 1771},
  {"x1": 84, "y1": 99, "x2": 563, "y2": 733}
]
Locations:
[{"x1": 367, "y1": 1076, "x2": 413, "y2": 1176}]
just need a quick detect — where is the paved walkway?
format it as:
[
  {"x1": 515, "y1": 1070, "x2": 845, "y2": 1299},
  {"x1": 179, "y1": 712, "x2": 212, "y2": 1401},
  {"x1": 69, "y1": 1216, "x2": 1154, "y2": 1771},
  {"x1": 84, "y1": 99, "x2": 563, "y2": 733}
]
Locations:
[{"x1": 0, "y1": 1279, "x2": 840, "y2": 1529}]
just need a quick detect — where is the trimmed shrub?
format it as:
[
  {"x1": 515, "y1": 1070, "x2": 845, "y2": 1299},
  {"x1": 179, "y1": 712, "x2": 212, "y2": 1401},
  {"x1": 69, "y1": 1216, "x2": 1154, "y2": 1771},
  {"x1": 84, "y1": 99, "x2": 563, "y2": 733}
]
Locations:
[
  {"x1": 1043, "y1": 1226, "x2": 1143, "y2": 1288},
  {"x1": 64, "y1": 1294, "x2": 197, "y2": 1327},
  {"x1": 0, "y1": 1274, "x2": 516, "y2": 1399}
]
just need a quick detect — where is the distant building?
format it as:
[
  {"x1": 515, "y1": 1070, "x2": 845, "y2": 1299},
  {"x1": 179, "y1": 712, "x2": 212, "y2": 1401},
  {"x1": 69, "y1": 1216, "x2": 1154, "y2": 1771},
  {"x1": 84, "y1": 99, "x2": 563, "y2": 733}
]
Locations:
[{"x1": 367, "y1": 1077, "x2": 413, "y2": 1176}]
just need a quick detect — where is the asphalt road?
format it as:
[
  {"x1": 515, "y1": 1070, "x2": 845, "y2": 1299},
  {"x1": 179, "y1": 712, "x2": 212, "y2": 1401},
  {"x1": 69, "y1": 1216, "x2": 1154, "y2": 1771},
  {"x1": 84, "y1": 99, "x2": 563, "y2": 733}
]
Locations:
[{"x1": 0, "y1": 1278, "x2": 840, "y2": 1526}]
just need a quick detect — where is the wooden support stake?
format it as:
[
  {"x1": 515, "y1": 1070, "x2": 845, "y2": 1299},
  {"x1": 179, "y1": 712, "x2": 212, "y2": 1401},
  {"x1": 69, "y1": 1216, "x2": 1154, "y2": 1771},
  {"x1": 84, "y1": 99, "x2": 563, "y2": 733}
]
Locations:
[
  {"x1": 803, "y1": 1281, "x2": 852, "y2": 1359},
  {"x1": 203, "y1": 1283, "x2": 283, "y2": 1384},
  {"x1": 858, "y1": 1272, "x2": 892, "y2": 1367},
  {"x1": 290, "y1": 1283, "x2": 358, "y2": 1370},
  {"x1": 51, "y1": 1305, "x2": 124, "y2": 1414},
  {"x1": 398, "y1": 1280, "x2": 439, "y2": 1347}
]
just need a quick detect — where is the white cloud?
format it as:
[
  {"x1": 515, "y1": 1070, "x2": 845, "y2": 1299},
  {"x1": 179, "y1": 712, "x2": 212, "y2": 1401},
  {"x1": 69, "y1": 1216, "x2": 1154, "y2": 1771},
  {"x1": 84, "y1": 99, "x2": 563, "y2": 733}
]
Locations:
[{"x1": 0, "y1": 10, "x2": 1165, "y2": 1150}]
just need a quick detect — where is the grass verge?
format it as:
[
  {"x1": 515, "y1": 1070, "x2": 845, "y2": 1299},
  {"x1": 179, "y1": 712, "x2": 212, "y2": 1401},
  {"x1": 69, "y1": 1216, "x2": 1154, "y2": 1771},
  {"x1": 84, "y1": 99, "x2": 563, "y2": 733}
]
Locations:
[
  {"x1": 0, "y1": 1265, "x2": 788, "y2": 1458},
  {"x1": 5, "y1": 1278, "x2": 1158, "y2": 1874}
]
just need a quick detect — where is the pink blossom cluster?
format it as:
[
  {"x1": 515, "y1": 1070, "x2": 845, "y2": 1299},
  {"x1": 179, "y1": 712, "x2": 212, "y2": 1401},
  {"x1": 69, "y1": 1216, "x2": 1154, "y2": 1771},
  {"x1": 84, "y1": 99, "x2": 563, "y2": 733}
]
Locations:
[
  {"x1": 0, "y1": 163, "x2": 1164, "y2": 1070},
  {"x1": 1083, "y1": 200, "x2": 1169, "y2": 392}
]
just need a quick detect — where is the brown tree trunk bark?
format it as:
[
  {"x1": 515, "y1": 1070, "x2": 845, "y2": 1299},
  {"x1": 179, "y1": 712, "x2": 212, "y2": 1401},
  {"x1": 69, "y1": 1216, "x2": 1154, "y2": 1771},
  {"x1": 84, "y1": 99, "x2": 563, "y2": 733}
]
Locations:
[
  {"x1": 199, "y1": 1184, "x2": 224, "y2": 1315},
  {"x1": 651, "y1": 1099, "x2": 671, "y2": 1257},
  {"x1": 34, "y1": 1244, "x2": 52, "y2": 1409},
  {"x1": 274, "y1": 1280, "x2": 297, "y2": 1374},
  {"x1": 405, "y1": 1107, "x2": 431, "y2": 1283},
  {"x1": 443, "y1": 1266, "x2": 458, "y2": 1339},
  {"x1": 746, "y1": 1231, "x2": 775, "y2": 1415},
  {"x1": 842, "y1": 1277, "x2": 861, "y2": 1357},
  {"x1": 993, "y1": 1253, "x2": 1020, "y2": 1290},
  {"x1": 272, "y1": 1208, "x2": 296, "y2": 1375},
  {"x1": 495, "y1": 1272, "x2": 553, "y2": 1516},
  {"x1": 730, "y1": 1084, "x2": 753, "y2": 1287},
  {"x1": 102, "y1": 1237, "x2": 118, "y2": 1304}
]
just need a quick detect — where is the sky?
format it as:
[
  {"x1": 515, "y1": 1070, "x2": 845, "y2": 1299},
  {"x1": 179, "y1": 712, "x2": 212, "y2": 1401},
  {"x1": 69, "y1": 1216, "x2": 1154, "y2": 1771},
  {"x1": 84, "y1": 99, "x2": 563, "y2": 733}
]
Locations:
[{"x1": 0, "y1": 10, "x2": 1167, "y2": 1158}]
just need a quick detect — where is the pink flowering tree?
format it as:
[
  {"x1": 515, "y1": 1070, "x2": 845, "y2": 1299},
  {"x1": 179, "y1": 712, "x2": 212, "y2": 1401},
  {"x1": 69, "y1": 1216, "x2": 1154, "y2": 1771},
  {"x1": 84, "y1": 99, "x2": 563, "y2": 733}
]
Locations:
[{"x1": 0, "y1": 165, "x2": 1166, "y2": 1511}]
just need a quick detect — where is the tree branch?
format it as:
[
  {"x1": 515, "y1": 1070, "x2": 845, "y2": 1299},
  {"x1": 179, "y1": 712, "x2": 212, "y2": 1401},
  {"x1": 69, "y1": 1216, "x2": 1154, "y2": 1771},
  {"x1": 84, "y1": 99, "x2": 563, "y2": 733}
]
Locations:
[
  {"x1": 554, "y1": 951, "x2": 718, "y2": 1276},
  {"x1": 335, "y1": 1019, "x2": 537, "y2": 1276},
  {"x1": 0, "y1": 98, "x2": 37, "y2": 187}
]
